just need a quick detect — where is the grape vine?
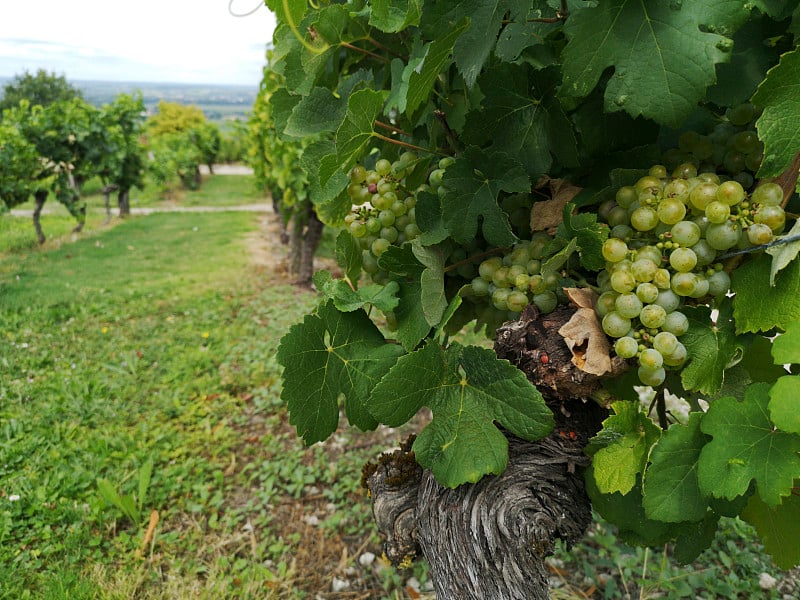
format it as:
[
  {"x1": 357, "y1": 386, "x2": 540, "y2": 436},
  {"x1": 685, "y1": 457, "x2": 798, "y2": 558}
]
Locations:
[{"x1": 267, "y1": 0, "x2": 800, "y2": 574}]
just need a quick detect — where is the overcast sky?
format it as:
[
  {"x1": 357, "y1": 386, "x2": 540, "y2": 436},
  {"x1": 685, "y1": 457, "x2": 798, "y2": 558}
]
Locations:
[{"x1": 0, "y1": 1, "x2": 277, "y2": 87}]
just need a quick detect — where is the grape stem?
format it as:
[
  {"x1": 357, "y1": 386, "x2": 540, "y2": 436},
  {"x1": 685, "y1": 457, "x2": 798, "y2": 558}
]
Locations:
[
  {"x1": 374, "y1": 120, "x2": 412, "y2": 138},
  {"x1": 656, "y1": 389, "x2": 668, "y2": 430},
  {"x1": 443, "y1": 247, "x2": 506, "y2": 273},
  {"x1": 434, "y1": 110, "x2": 462, "y2": 153},
  {"x1": 372, "y1": 132, "x2": 446, "y2": 156},
  {"x1": 340, "y1": 41, "x2": 391, "y2": 63},
  {"x1": 772, "y1": 150, "x2": 800, "y2": 209},
  {"x1": 716, "y1": 232, "x2": 800, "y2": 261}
]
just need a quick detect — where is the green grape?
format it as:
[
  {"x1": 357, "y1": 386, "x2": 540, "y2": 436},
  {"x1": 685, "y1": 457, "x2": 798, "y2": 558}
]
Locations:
[
  {"x1": 631, "y1": 206, "x2": 660, "y2": 231},
  {"x1": 349, "y1": 220, "x2": 367, "y2": 238},
  {"x1": 365, "y1": 216, "x2": 382, "y2": 233},
  {"x1": 602, "y1": 237, "x2": 629, "y2": 262},
  {"x1": 611, "y1": 224, "x2": 635, "y2": 240},
  {"x1": 610, "y1": 270, "x2": 637, "y2": 294},
  {"x1": 372, "y1": 194, "x2": 391, "y2": 211},
  {"x1": 375, "y1": 158, "x2": 392, "y2": 176},
  {"x1": 704, "y1": 200, "x2": 731, "y2": 224},
  {"x1": 391, "y1": 199, "x2": 407, "y2": 216},
  {"x1": 733, "y1": 130, "x2": 760, "y2": 154},
  {"x1": 747, "y1": 222, "x2": 773, "y2": 246},
  {"x1": 653, "y1": 268, "x2": 672, "y2": 289},
  {"x1": 653, "y1": 331, "x2": 679, "y2": 356},
  {"x1": 404, "y1": 223, "x2": 421, "y2": 239},
  {"x1": 706, "y1": 221, "x2": 741, "y2": 250},
  {"x1": 754, "y1": 204, "x2": 786, "y2": 232},
  {"x1": 492, "y1": 288, "x2": 511, "y2": 311},
  {"x1": 378, "y1": 180, "x2": 394, "y2": 195},
  {"x1": 744, "y1": 152, "x2": 763, "y2": 173},
  {"x1": 662, "y1": 311, "x2": 689, "y2": 336},
  {"x1": 371, "y1": 237, "x2": 391, "y2": 256},
  {"x1": 380, "y1": 226, "x2": 399, "y2": 244},
  {"x1": 635, "y1": 175, "x2": 664, "y2": 195},
  {"x1": 528, "y1": 274, "x2": 548, "y2": 295},
  {"x1": 673, "y1": 162, "x2": 698, "y2": 179},
  {"x1": 479, "y1": 257, "x2": 502, "y2": 282},
  {"x1": 471, "y1": 277, "x2": 490, "y2": 296},
  {"x1": 492, "y1": 266, "x2": 510, "y2": 288},
  {"x1": 671, "y1": 272, "x2": 698, "y2": 297},
  {"x1": 663, "y1": 342, "x2": 687, "y2": 367},
  {"x1": 508, "y1": 264, "x2": 527, "y2": 280},
  {"x1": 631, "y1": 258, "x2": 659, "y2": 283},
  {"x1": 507, "y1": 291, "x2": 529, "y2": 313},
  {"x1": 689, "y1": 182, "x2": 718, "y2": 211},
  {"x1": 395, "y1": 214, "x2": 410, "y2": 231},
  {"x1": 657, "y1": 198, "x2": 687, "y2": 225},
  {"x1": 636, "y1": 246, "x2": 664, "y2": 264},
  {"x1": 716, "y1": 180, "x2": 745, "y2": 206},
  {"x1": 527, "y1": 259, "x2": 541, "y2": 274},
  {"x1": 614, "y1": 336, "x2": 639, "y2": 359},
  {"x1": 671, "y1": 220, "x2": 702, "y2": 246},
  {"x1": 639, "y1": 304, "x2": 667, "y2": 329},
  {"x1": 690, "y1": 240, "x2": 717, "y2": 266},
  {"x1": 365, "y1": 170, "x2": 380, "y2": 185},
  {"x1": 734, "y1": 171, "x2": 755, "y2": 190},
  {"x1": 638, "y1": 365, "x2": 666, "y2": 387},
  {"x1": 513, "y1": 273, "x2": 530, "y2": 290},
  {"x1": 723, "y1": 150, "x2": 746, "y2": 174},
  {"x1": 438, "y1": 156, "x2": 455, "y2": 169},
  {"x1": 616, "y1": 186, "x2": 638, "y2": 208},
  {"x1": 698, "y1": 172, "x2": 721, "y2": 185},
  {"x1": 533, "y1": 291, "x2": 558, "y2": 314},
  {"x1": 598, "y1": 199, "x2": 617, "y2": 221},
  {"x1": 349, "y1": 165, "x2": 367, "y2": 184},
  {"x1": 429, "y1": 168, "x2": 445, "y2": 188},
  {"x1": 664, "y1": 178, "x2": 690, "y2": 201},
  {"x1": 602, "y1": 311, "x2": 632, "y2": 338},
  {"x1": 727, "y1": 103, "x2": 756, "y2": 126},
  {"x1": 669, "y1": 247, "x2": 698, "y2": 273},
  {"x1": 607, "y1": 205, "x2": 631, "y2": 227},
  {"x1": 707, "y1": 270, "x2": 731, "y2": 297},
  {"x1": 636, "y1": 282, "x2": 659, "y2": 304},
  {"x1": 639, "y1": 348, "x2": 664, "y2": 370},
  {"x1": 404, "y1": 195, "x2": 417, "y2": 209},
  {"x1": 654, "y1": 289, "x2": 681, "y2": 313},
  {"x1": 595, "y1": 290, "x2": 619, "y2": 317},
  {"x1": 649, "y1": 164, "x2": 668, "y2": 179},
  {"x1": 615, "y1": 293, "x2": 644, "y2": 319}
]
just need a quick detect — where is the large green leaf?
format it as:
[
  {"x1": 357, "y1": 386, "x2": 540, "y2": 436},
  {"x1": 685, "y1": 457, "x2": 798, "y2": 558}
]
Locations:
[
  {"x1": 697, "y1": 383, "x2": 800, "y2": 507},
  {"x1": 370, "y1": 342, "x2": 553, "y2": 487},
  {"x1": 378, "y1": 244, "x2": 431, "y2": 351},
  {"x1": 681, "y1": 304, "x2": 743, "y2": 396},
  {"x1": 769, "y1": 376, "x2": 800, "y2": 435},
  {"x1": 369, "y1": 0, "x2": 423, "y2": 33},
  {"x1": 643, "y1": 413, "x2": 710, "y2": 523},
  {"x1": 277, "y1": 301, "x2": 405, "y2": 444},
  {"x1": 336, "y1": 89, "x2": 384, "y2": 173},
  {"x1": 752, "y1": 48, "x2": 800, "y2": 178},
  {"x1": 772, "y1": 322, "x2": 800, "y2": 365},
  {"x1": 732, "y1": 254, "x2": 800, "y2": 333},
  {"x1": 741, "y1": 492, "x2": 800, "y2": 569},
  {"x1": 561, "y1": 0, "x2": 749, "y2": 127},
  {"x1": 313, "y1": 270, "x2": 400, "y2": 314},
  {"x1": 587, "y1": 401, "x2": 661, "y2": 496},
  {"x1": 463, "y1": 64, "x2": 578, "y2": 178},
  {"x1": 439, "y1": 147, "x2": 529, "y2": 247},
  {"x1": 285, "y1": 87, "x2": 346, "y2": 137},
  {"x1": 766, "y1": 219, "x2": 800, "y2": 286}
]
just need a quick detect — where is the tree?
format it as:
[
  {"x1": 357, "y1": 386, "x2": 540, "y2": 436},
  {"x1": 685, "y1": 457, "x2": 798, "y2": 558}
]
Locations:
[
  {"x1": 248, "y1": 58, "x2": 323, "y2": 285},
  {"x1": 267, "y1": 2, "x2": 800, "y2": 597},
  {"x1": 0, "y1": 122, "x2": 41, "y2": 212},
  {"x1": 0, "y1": 69, "x2": 82, "y2": 115}
]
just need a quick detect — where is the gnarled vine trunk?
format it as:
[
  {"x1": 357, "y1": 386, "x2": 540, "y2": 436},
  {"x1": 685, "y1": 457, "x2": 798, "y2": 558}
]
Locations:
[
  {"x1": 364, "y1": 306, "x2": 611, "y2": 599},
  {"x1": 283, "y1": 202, "x2": 323, "y2": 287},
  {"x1": 32, "y1": 190, "x2": 48, "y2": 245},
  {"x1": 118, "y1": 188, "x2": 131, "y2": 217}
]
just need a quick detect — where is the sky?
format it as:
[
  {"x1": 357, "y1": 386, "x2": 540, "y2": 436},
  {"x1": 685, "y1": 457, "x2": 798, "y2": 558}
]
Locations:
[{"x1": 0, "y1": 1, "x2": 277, "y2": 87}]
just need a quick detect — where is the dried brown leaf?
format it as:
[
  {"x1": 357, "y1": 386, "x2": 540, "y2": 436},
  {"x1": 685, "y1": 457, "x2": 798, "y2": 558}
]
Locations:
[
  {"x1": 558, "y1": 307, "x2": 613, "y2": 377},
  {"x1": 530, "y1": 178, "x2": 584, "y2": 233}
]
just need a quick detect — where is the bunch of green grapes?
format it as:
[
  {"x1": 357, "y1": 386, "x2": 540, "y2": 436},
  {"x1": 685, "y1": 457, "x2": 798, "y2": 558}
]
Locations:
[
  {"x1": 344, "y1": 154, "x2": 455, "y2": 279},
  {"x1": 597, "y1": 163, "x2": 786, "y2": 387},
  {"x1": 467, "y1": 231, "x2": 563, "y2": 317},
  {"x1": 661, "y1": 103, "x2": 764, "y2": 190}
]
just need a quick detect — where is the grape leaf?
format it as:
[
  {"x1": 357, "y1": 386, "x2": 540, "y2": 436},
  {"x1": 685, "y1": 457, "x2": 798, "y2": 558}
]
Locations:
[
  {"x1": 681, "y1": 304, "x2": 743, "y2": 396},
  {"x1": 405, "y1": 19, "x2": 469, "y2": 116},
  {"x1": 285, "y1": 87, "x2": 346, "y2": 137},
  {"x1": 587, "y1": 401, "x2": 661, "y2": 496},
  {"x1": 672, "y1": 513, "x2": 720, "y2": 565},
  {"x1": 369, "y1": 342, "x2": 553, "y2": 487},
  {"x1": 752, "y1": 48, "x2": 800, "y2": 178},
  {"x1": 732, "y1": 254, "x2": 800, "y2": 333},
  {"x1": 642, "y1": 413, "x2": 711, "y2": 523},
  {"x1": 413, "y1": 189, "x2": 449, "y2": 245},
  {"x1": 440, "y1": 147, "x2": 529, "y2": 247},
  {"x1": 369, "y1": 0, "x2": 422, "y2": 33},
  {"x1": 300, "y1": 141, "x2": 350, "y2": 221},
  {"x1": 378, "y1": 244, "x2": 431, "y2": 351},
  {"x1": 313, "y1": 270, "x2": 400, "y2": 314},
  {"x1": 772, "y1": 322, "x2": 800, "y2": 365},
  {"x1": 411, "y1": 241, "x2": 448, "y2": 328},
  {"x1": 336, "y1": 89, "x2": 384, "y2": 172},
  {"x1": 557, "y1": 208, "x2": 608, "y2": 272},
  {"x1": 742, "y1": 334, "x2": 791, "y2": 384},
  {"x1": 741, "y1": 491, "x2": 800, "y2": 569},
  {"x1": 335, "y1": 230, "x2": 362, "y2": 285},
  {"x1": 561, "y1": 0, "x2": 749, "y2": 127},
  {"x1": 769, "y1": 376, "x2": 800, "y2": 435},
  {"x1": 585, "y1": 469, "x2": 676, "y2": 547},
  {"x1": 766, "y1": 218, "x2": 800, "y2": 286},
  {"x1": 697, "y1": 383, "x2": 800, "y2": 507},
  {"x1": 463, "y1": 64, "x2": 579, "y2": 178},
  {"x1": 277, "y1": 301, "x2": 405, "y2": 444},
  {"x1": 495, "y1": 18, "x2": 551, "y2": 62}
]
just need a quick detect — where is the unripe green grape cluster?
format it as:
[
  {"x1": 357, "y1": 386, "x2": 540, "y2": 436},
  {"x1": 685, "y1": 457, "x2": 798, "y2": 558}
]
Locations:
[
  {"x1": 661, "y1": 103, "x2": 765, "y2": 191},
  {"x1": 597, "y1": 158, "x2": 786, "y2": 387},
  {"x1": 467, "y1": 232, "x2": 563, "y2": 319},
  {"x1": 345, "y1": 154, "x2": 456, "y2": 280}
]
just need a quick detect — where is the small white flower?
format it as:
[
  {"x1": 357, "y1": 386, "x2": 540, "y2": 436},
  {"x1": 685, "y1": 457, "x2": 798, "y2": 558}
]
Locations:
[{"x1": 9, "y1": 494, "x2": 20, "y2": 502}]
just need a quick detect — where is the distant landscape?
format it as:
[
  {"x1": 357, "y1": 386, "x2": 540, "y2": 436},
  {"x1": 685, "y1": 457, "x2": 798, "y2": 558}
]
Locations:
[{"x1": 0, "y1": 76, "x2": 258, "y2": 124}]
